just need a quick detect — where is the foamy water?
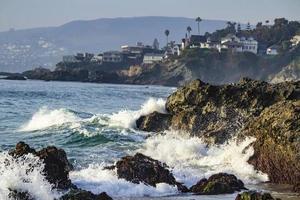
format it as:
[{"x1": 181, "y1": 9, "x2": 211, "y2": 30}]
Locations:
[
  {"x1": 0, "y1": 81, "x2": 275, "y2": 199},
  {"x1": 0, "y1": 152, "x2": 58, "y2": 200}
]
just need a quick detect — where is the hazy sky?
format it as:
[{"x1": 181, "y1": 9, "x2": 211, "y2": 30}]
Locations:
[{"x1": 0, "y1": 0, "x2": 299, "y2": 32}]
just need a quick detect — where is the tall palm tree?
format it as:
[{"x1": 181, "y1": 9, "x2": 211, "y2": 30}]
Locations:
[
  {"x1": 195, "y1": 17, "x2": 202, "y2": 35},
  {"x1": 164, "y1": 29, "x2": 170, "y2": 46},
  {"x1": 187, "y1": 26, "x2": 192, "y2": 38}
]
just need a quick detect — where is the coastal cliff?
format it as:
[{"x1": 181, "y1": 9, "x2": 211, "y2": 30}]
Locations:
[{"x1": 136, "y1": 78, "x2": 300, "y2": 190}]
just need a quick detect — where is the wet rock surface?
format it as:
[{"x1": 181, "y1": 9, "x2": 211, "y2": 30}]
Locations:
[
  {"x1": 136, "y1": 111, "x2": 172, "y2": 132},
  {"x1": 190, "y1": 173, "x2": 246, "y2": 195},
  {"x1": 137, "y1": 78, "x2": 300, "y2": 143},
  {"x1": 241, "y1": 100, "x2": 300, "y2": 190},
  {"x1": 8, "y1": 189, "x2": 34, "y2": 200},
  {"x1": 235, "y1": 191, "x2": 279, "y2": 200},
  {"x1": 113, "y1": 153, "x2": 188, "y2": 192},
  {"x1": 60, "y1": 189, "x2": 113, "y2": 200},
  {"x1": 9, "y1": 142, "x2": 74, "y2": 189}
]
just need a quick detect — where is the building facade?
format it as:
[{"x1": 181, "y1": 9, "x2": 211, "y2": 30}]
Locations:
[
  {"x1": 143, "y1": 53, "x2": 164, "y2": 64},
  {"x1": 103, "y1": 51, "x2": 123, "y2": 63}
]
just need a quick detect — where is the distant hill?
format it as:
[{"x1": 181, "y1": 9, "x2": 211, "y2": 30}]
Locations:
[{"x1": 0, "y1": 16, "x2": 227, "y2": 72}]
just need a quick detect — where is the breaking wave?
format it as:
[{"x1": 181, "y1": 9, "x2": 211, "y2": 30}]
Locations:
[
  {"x1": 20, "y1": 107, "x2": 80, "y2": 132},
  {"x1": 139, "y1": 131, "x2": 269, "y2": 187},
  {"x1": 0, "y1": 152, "x2": 58, "y2": 200},
  {"x1": 19, "y1": 98, "x2": 166, "y2": 134}
]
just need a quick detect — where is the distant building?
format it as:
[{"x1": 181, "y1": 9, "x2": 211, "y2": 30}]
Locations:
[
  {"x1": 189, "y1": 35, "x2": 207, "y2": 48},
  {"x1": 220, "y1": 34, "x2": 258, "y2": 54},
  {"x1": 291, "y1": 35, "x2": 300, "y2": 47},
  {"x1": 84, "y1": 53, "x2": 94, "y2": 61},
  {"x1": 62, "y1": 55, "x2": 79, "y2": 63},
  {"x1": 103, "y1": 51, "x2": 123, "y2": 63},
  {"x1": 240, "y1": 37, "x2": 258, "y2": 54},
  {"x1": 143, "y1": 53, "x2": 164, "y2": 64},
  {"x1": 91, "y1": 54, "x2": 103, "y2": 63},
  {"x1": 266, "y1": 45, "x2": 279, "y2": 55}
]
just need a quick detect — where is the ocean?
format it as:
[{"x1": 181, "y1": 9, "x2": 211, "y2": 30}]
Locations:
[{"x1": 0, "y1": 80, "x2": 297, "y2": 200}]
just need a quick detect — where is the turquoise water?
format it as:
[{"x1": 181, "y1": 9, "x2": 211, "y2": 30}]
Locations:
[{"x1": 0, "y1": 80, "x2": 298, "y2": 200}]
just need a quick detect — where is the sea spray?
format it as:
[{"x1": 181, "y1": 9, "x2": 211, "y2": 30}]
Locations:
[
  {"x1": 70, "y1": 163, "x2": 179, "y2": 197},
  {"x1": 20, "y1": 107, "x2": 80, "y2": 132},
  {"x1": 108, "y1": 98, "x2": 166, "y2": 129},
  {"x1": 139, "y1": 131, "x2": 269, "y2": 187},
  {"x1": 0, "y1": 152, "x2": 58, "y2": 200}
]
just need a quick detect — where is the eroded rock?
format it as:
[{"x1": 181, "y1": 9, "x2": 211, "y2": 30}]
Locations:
[
  {"x1": 114, "y1": 153, "x2": 188, "y2": 192},
  {"x1": 60, "y1": 189, "x2": 113, "y2": 200},
  {"x1": 9, "y1": 142, "x2": 74, "y2": 189},
  {"x1": 235, "y1": 191, "x2": 279, "y2": 200},
  {"x1": 190, "y1": 173, "x2": 246, "y2": 195}
]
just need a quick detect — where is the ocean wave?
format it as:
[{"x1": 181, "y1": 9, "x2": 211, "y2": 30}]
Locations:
[
  {"x1": 0, "y1": 152, "x2": 58, "y2": 200},
  {"x1": 19, "y1": 107, "x2": 80, "y2": 132},
  {"x1": 138, "y1": 131, "x2": 269, "y2": 187},
  {"x1": 19, "y1": 98, "x2": 166, "y2": 134}
]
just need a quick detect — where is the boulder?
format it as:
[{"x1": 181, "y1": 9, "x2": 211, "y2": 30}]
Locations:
[
  {"x1": 9, "y1": 142, "x2": 74, "y2": 189},
  {"x1": 136, "y1": 78, "x2": 300, "y2": 144},
  {"x1": 241, "y1": 100, "x2": 300, "y2": 188},
  {"x1": 8, "y1": 189, "x2": 33, "y2": 200},
  {"x1": 190, "y1": 173, "x2": 246, "y2": 195},
  {"x1": 114, "y1": 153, "x2": 188, "y2": 192},
  {"x1": 235, "y1": 191, "x2": 279, "y2": 200},
  {"x1": 136, "y1": 111, "x2": 172, "y2": 132},
  {"x1": 60, "y1": 189, "x2": 113, "y2": 200}
]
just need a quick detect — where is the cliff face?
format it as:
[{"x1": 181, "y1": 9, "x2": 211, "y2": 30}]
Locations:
[
  {"x1": 138, "y1": 78, "x2": 300, "y2": 143},
  {"x1": 136, "y1": 78, "x2": 300, "y2": 189}
]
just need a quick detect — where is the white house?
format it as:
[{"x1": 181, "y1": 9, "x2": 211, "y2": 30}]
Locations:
[
  {"x1": 91, "y1": 54, "x2": 103, "y2": 63},
  {"x1": 240, "y1": 37, "x2": 258, "y2": 54},
  {"x1": 291, "y1": 35, "x2": 300, "y2": 47},
  {"x1": 103, "y1": 51, "x2": 123, "y2": 63},
  {"x1": 221, "y1": 34, "x2": 240, "y2": 44},
  {"x1": 143, "y1": 53, "x2": 164, "y2": 64},
  {"x1": 266, "y1": 45, "x2": 279, "y2": 55}
]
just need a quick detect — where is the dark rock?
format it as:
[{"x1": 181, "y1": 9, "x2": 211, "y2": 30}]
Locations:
[
  {"x1": 8, "y1": 189, "x2": 33, "y2": 200},
  {"x1": 190, "y1": 173, "x2": 246, "y2": 195},
  {"x1": 136, "y1": 111, "x2": 172, "y2": 132},
  {"x1": 235, "y1": 191, "x2": 279, "y2": 200},
  {"x1": 60, "y1": 189, "x2": 113, "y2": 200},
  {"x1": 293, "y1": 183, "x2": 300, "y2": 193},
  {"x1": 9, "y1": 142, "x2": 73, "y2": 190},
  {"x1": 115, "y1": 153, "x2": 188, "y2": 192},
  {"x1": 137, "y1": 78, "x2": 300, "y2": 144},
  {"x1": 242, "y1": 100, "x2": 300, "y2": 186},
  {"x1": 36, "y1": 146, "x2": 74, "y2": 189},
  {"x1": 9, "y1": 141, "x2": 36, "y2": 158},
  {"x1": 3, "y1": 75, "x2": 26, "y2": 80}
]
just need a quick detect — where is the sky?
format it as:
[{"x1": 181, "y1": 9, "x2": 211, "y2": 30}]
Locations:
[{"x1": 0, "y1": 0, "x2": 299, "y2": 32}]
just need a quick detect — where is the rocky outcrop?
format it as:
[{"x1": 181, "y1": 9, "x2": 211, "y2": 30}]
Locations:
[
  {"x1": 8, "y1": 189, "x2": 33, "y2": 200},
  {"x1": 137, "y1": 78, "x2": 300, "y2": 143},
  {"x1": 9, "y1": 142, "x2": 74, "y2": 189},
  {"x1": 241, "y1": 100, "x2": 300, "y2": 190},
  {"x1": 235, "y1": 191, "x2": 279, "y2": 200},
  {"x1": 189, "y1": 173, "x2": 246, "y2": 195},
  {"x1": 136, "y1": 112, "x2": 172, "y2": 132},
  {"x1": 110, "y1": 153, "x2": 187, "y2": 192},
  {"x1": 60, "y1": 189, "x2": 113, "y2": 200}
]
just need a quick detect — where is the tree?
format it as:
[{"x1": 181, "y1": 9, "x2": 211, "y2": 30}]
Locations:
[
  {"x1": 187, "y1": 26, "x2": 192, "y2": 38},
  {"x1": 265, "y1": 20, "x2": 269, "y2": 26},
  {"x1": 237, "y1": 23, "x2": 241, "y2": 32},
  {"x1": 246, "y1": 22, "x2": 251, "y2": 31},
  {"x1": 196, "y1": 17, "x2": 202, "y2": 35},
  {"x1": 164, "y1": 29, "x2": 170, "y2": 46}
]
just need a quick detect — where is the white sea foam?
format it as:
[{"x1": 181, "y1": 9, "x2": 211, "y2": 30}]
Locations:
[
  {"x1": 0, "y1": 152, "x2": 58, "y2": 200},
  {"x1": 108, "y1": 98, "x2": 166, "y2": 129},
  {"x1": 20, "y1": 107, "x2": 80, "y2": 132},
  {"x1": 70, "y1": 164, "x2": 179, "y2": 197},
  {"x1": 139, "y1": 131, "x2": 269, "y2": 187}
]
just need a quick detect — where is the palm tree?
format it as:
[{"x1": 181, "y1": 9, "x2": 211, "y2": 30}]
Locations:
[
  {"x1": 164, "y1": 29, "x2": 170, "y2": 46},
  {"x1": 195, "y1": 17, "x2": 202, "y2": 35},
  {"x1": 187, "y1": 26, "x2": 192, "y2": 38}
]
